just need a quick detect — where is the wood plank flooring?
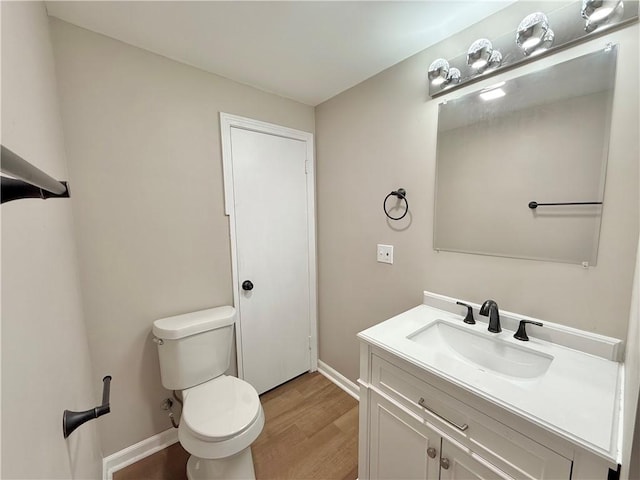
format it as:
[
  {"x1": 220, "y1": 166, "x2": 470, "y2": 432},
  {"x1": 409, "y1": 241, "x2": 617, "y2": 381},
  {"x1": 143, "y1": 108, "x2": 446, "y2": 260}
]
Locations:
[{"x1": 114, "y1": 372, "x2": 358, "y2": 480}]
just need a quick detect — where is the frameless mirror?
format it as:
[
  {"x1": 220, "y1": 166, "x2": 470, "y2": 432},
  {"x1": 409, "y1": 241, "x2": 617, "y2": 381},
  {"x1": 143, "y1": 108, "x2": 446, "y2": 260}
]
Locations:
[{"x1": 434, "y1": 46, "x2": 617, "y2": 265}]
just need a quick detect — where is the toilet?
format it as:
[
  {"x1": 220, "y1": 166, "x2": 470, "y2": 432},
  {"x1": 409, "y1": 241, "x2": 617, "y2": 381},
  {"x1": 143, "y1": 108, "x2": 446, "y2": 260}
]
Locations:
[{"x1": 152, "y1": 306, "x2": 264, "y2": 480}]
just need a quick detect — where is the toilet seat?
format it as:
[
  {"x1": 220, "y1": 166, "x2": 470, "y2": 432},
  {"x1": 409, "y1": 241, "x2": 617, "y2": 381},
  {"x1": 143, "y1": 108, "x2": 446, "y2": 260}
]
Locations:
[
  {"x1": 178, "y1": 375, "x2": 264, "y2": 459},
  {"x1": 178, "y1": 375, "x2": 265, "y2": 460},
  {"x1": 182, "y1": 376, "x2": 261, "y2": 442}
]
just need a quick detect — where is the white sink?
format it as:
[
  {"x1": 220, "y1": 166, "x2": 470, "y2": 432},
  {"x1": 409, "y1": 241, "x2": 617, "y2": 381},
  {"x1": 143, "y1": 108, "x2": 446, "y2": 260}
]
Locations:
[{"x1": 408, "y1": 320, "x2": 553, "y2": 379}]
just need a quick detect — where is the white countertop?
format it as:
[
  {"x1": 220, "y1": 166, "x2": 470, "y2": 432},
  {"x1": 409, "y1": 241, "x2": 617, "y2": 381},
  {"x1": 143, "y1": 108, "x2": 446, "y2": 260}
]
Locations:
[{"x1": 358, "y1": 299, "x2": 623, "y2": 463}]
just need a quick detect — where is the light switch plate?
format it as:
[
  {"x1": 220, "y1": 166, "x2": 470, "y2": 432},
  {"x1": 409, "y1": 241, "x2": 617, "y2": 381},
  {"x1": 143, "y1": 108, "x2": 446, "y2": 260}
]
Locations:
[{"x1": 377, "y1": 244, "x2": 394, "y2": 264}]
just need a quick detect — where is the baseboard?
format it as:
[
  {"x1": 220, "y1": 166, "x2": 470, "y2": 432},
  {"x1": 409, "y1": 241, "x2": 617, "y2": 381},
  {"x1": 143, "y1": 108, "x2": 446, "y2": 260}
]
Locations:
[
  {"x1": 317, "y1": 360, "x2": 360, "y2": 400},
  {"x1": 102, "y1": 427, "x2": 179, "y2": 480}
]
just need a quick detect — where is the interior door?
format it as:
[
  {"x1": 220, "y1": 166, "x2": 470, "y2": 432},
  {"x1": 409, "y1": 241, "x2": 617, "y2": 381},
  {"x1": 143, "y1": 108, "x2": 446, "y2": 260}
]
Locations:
[{"x1": 229, "y1": 124, "x2": 312, "y2": 394}]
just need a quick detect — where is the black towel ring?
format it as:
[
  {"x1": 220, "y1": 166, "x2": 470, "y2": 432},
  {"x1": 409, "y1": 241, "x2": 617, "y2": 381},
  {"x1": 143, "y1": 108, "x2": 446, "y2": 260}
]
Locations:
[{"x1": 384, "y1": 188, "x2": 409, "y2": 220}]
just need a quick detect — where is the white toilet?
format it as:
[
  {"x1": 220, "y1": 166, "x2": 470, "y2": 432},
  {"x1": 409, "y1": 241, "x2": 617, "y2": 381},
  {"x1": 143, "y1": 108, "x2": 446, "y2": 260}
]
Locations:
[{"x1": 152, "y1": 306, "x2": 264, "y2": 480}]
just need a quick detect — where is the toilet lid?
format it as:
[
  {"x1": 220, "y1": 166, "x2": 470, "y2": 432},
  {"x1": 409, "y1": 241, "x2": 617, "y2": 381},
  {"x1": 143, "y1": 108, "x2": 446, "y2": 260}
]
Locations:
[{"x1": 182, "y1": 376, "x2": 261, "y2": 442}]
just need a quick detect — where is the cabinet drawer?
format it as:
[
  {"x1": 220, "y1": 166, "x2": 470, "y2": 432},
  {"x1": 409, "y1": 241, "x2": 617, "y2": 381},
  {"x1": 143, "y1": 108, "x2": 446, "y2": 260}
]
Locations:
[{"x1": 370, "y1": 354, "x2": 572, "y2": 480}]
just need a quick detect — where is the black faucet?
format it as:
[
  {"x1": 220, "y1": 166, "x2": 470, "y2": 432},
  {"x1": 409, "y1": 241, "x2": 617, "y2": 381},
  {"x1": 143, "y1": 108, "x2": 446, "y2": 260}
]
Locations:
[{"x1": 480, "y1": 300, "x2": 501, "y2": 333}]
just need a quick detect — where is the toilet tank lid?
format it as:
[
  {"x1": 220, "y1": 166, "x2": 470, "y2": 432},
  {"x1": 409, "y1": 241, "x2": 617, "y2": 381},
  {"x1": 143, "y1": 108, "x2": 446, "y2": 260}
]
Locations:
[{"x1": 153, "y1": 306, "x2": 235, "y2": 340}]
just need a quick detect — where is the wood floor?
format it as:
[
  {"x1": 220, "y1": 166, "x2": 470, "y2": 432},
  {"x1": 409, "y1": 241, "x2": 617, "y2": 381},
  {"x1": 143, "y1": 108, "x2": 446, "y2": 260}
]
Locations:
[{"x1": 114, "y1": 372, "x2": 359, "y2": 480}]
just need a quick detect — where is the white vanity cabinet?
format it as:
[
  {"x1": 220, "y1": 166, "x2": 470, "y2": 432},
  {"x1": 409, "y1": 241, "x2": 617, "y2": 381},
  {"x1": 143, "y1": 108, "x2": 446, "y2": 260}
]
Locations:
[
  {"x1": 360, "y1": 349, "x2": 575, "y2": 480},
  {"x1": 369, "y1": 390, "x2": 512, "y2": 480},
  {"x1": 358, "y1": 293, "x2": 624, "y2": 480},
  {"x1": 368, "y1": 391, "x2": 440, "y2": 479},
  {"x1": 439, "y1": 437, "x2": 513, "y2": 480}
]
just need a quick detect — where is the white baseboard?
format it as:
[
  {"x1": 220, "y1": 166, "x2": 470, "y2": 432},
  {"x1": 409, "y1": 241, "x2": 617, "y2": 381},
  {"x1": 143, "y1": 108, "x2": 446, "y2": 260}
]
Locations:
[
  {"x1": 102, "y1": 427, "x2": 179, "y2": 480},
  {"x1": 317, "y1": 360, "x2": 360, "y2": 400}
]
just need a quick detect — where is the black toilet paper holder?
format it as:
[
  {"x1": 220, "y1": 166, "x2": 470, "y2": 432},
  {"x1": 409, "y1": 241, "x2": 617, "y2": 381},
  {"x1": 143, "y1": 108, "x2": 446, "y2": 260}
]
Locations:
[{"x1": 63, "y1": 375, "x2": 112, "y2": 438}]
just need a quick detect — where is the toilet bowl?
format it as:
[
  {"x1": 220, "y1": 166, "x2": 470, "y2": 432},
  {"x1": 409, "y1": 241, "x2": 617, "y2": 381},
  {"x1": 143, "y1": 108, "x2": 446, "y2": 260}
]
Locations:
[
  {"x1": 153, "y1": 307, "x2": 264, "y2": 480},
  {"x1": 179, "y1": 376, "x2": 265, "y2": 479}
]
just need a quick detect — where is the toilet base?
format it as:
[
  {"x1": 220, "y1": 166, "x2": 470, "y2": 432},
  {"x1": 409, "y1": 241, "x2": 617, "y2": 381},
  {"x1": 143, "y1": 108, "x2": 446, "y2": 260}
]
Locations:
[{"x1": 186, "y1": 447, "x2": 256, "y2": 480}]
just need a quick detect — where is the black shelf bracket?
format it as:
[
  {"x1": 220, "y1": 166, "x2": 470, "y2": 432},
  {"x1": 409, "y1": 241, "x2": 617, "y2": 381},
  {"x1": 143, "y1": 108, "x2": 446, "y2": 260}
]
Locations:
[{"x1": 1, "y1": 177, "x2": 70, "y2": 204}]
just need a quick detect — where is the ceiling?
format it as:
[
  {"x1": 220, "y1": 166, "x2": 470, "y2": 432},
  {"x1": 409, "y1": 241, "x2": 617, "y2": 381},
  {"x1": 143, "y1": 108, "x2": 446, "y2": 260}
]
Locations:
[{"x1": 45, "y1": 1, "x2": 517, "y2": 106}]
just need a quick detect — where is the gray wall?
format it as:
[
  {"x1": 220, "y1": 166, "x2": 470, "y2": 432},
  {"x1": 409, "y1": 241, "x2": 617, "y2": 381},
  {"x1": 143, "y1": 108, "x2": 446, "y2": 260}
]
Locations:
[
  {"x1": 49, "y1": 19, "x2": 315, "y2": 456},
  {"x1": 622, "y1": 239, "x2": 640, "y2": 479},
  {"x1": 1, "y1": 2, "x2": 102, "y2": 478},
  {"x1": 315, "y1": 2, "x2": 639, "y2": 384}
]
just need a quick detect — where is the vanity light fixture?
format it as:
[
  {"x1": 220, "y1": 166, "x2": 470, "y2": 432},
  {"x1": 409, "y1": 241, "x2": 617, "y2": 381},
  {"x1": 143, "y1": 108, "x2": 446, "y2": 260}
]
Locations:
[
  {"x1": 516, "y1": 12, "x2": 555, "y2": 55},
  {"x1": 427, "y1": 58, "x2": 461, "y2": 87},
  {"x1": 582, "y1": 0, "x2": 624, "y2": 32},
  {"x1": 467, "y1": 39, "x2": 502, "y2": 71},
  {"x1": 484, "y1": 50, "x2": 503, "y2": 72},
  {"x1": 426, "y1": 1, "x2": 637, "y2": 98}
]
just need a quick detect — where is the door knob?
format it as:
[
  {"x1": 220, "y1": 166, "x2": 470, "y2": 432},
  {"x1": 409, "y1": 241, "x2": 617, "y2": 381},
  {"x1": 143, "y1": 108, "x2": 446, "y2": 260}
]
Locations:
[
  {"x1": 427, "y1": 447, "x2": 437, "y2": 459},
  {"x1": 440, "y1": 457, "x2": 450, "y2": 470},
  {"x1": 242, "y1": 280, "x2": 254, "y2": 291}
]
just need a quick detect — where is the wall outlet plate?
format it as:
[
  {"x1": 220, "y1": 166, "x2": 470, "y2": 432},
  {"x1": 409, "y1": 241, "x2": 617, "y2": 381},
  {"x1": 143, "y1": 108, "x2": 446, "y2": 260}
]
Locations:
[{"x1": 377, "y1": 244, "x2": 394, "y2": 264}]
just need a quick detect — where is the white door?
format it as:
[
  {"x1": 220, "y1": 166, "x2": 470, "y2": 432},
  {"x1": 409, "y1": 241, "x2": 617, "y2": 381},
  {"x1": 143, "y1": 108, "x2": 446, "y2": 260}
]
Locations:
[{"x1": 221, "y1": 114, "x2": 316, "y2": 395}]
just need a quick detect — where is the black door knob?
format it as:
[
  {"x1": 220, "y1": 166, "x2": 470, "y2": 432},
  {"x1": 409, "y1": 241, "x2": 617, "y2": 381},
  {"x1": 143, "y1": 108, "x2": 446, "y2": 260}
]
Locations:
[{"x1": 242, "y1": 280, "x2": 254, "y2": 291}]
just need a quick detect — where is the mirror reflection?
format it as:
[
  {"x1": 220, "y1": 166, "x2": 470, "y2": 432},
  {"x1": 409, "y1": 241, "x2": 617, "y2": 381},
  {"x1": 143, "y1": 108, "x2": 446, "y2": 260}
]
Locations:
[{"x1": 434, "y1": 46, "x2": 617, "y2": 265}]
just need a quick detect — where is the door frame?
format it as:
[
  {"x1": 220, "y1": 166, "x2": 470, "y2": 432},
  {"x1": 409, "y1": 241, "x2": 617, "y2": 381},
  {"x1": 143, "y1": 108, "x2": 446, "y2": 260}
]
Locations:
[{"x1": 219, "y1": 112, "x2": 318, "y2": 379}]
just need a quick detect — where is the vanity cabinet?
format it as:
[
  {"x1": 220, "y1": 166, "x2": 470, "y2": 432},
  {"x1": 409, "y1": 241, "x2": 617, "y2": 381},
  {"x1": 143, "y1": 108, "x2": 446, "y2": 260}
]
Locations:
[
  {"x1": 369, "y1": 391, "x2": 439, "y2": 479},
  {"x1": 369, "y1": 391, "x2": 511, "y2": 479},
  {"x1": 439, "y1": 437, "x2": 512, "y2": 480},
  {"x1": 359, "y1": 348, "x2": 579, "y2": 480},
  {"x1": 358, "y1": 294, "x2": 622, "y2": 480}
]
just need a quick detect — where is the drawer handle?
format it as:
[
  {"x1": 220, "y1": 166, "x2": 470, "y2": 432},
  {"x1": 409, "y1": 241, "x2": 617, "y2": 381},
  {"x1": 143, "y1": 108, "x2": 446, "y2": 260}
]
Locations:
[
  {"x1": 441, "y1": 457, "x2": 450, "y2": 470},
  {"x1": 427, "y1": 447, "x2": 437, "y2": 459},
  {"x1": 418, "y1": 397, "x2": 469, "y2": 432}
]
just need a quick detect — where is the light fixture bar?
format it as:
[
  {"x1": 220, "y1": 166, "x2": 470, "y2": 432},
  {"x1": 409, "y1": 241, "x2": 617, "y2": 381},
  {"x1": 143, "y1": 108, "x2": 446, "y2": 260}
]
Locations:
[{"x1": 428, "y1": 0, "x2": 637, "y2": 98}]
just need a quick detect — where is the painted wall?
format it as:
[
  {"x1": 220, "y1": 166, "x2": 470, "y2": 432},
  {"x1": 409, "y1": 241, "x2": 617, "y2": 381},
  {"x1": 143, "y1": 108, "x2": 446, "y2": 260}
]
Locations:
[
  {"x1": 622, "y1": 238, "x2": 640, "y2": 479},
  {"x1": 49, "y1": 19, "x2": 315, "y2": 456},
  {"x1": 315, "y1": 2, "x2": 638, "y2": 384},
  {"x1": 0, "y1": 2, "x2": 102, "y2": 478}
]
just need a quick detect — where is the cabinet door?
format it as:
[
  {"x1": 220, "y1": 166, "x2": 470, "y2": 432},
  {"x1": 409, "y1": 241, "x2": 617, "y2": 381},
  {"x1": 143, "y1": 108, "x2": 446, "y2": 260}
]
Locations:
[
  {"x1": 439, "y1": 438, "x2": 513, "y2": 480},
  {"x1": 370, "y1": 354, "x2": 573, "y2": 479},
  {"x1": 369, "y1": 392, "x2": 440, "y2": 480}
]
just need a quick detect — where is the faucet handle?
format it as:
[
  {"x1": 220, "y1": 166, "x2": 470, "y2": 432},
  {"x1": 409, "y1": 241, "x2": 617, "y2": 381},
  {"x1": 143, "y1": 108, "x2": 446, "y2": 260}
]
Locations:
[
  {"x1": 514, "y1": 320, "x2": 543, "y2": 341},
  {"x1": 456, "y1": 301, "x2": 475, "y2": 325}
]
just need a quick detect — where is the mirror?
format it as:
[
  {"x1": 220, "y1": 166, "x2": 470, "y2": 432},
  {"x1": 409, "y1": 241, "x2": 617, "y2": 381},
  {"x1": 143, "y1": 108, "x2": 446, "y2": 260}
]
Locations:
[{"x1": 434, "y1": 46, "x2": 617, "y2": 265}]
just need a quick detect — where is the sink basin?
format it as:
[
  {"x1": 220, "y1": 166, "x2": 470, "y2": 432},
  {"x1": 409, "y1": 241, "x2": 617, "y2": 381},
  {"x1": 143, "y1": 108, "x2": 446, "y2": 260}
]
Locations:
[{"x1": 408, "y1": 321, "x2": 553, "y2": 379}]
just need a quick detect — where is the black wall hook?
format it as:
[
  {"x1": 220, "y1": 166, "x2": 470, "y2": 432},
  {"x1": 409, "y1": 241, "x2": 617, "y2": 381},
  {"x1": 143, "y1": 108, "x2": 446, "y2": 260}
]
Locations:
[{"x1": 384, "y1": 188, "x2": 409, "y2": 220}]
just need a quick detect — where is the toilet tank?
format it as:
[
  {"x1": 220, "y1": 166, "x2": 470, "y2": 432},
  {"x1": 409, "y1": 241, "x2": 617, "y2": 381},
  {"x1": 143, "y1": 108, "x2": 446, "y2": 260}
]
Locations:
[{"x1": 152, "y1": 306, "x2": 235, "y2": 390}]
